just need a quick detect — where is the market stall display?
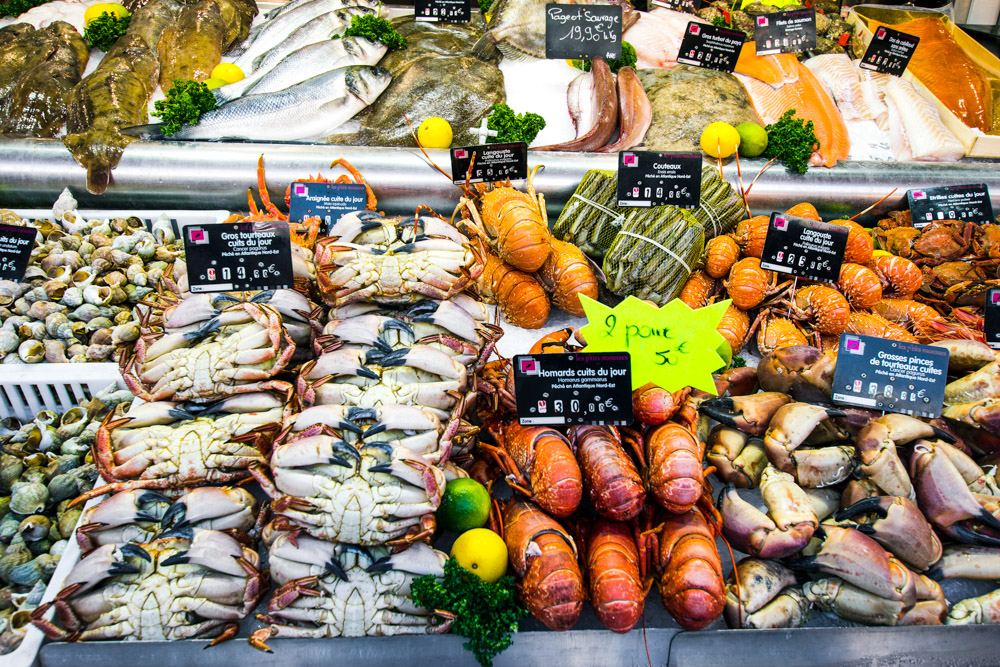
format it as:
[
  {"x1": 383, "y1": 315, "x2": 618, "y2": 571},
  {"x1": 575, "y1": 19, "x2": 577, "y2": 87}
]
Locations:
[{"x1": 0, "y1": 0, "x2": 1000, "y2": 664}]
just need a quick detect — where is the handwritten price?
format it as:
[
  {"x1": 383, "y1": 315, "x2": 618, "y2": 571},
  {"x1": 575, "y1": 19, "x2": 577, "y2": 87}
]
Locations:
[{"x1": 559, "y1": 25, "x2": 618, "y2": 43}]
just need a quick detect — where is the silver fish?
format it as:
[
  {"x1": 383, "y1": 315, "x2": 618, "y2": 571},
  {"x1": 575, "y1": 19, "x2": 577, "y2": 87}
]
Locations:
[
  {"x1": 173, "y1": 65, "x2": 390, "y2": 141},
  {"x1": 248, "y1": 6, "x2": 374, "y2": 73},
  {"x1": 260, "y1": 0, "x2": 377, "y2": 23},
  {"x1": 231, "y1": 0, "x2": 367, "y2": 71},
  {"x1": 217, "y1": 36, "x2": 386, "y2": 102}
]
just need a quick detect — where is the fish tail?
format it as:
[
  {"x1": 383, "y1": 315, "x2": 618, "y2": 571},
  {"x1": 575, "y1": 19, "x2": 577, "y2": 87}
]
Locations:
[
  {"x1": 87, "y1": 163, "x2": 112, "y2": 196},
  {"x1": 472, "y1": 32, "x2": 501, "y2": 62}
]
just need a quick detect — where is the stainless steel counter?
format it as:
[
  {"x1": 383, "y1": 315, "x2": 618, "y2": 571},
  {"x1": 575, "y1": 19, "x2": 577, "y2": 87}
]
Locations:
[{"x1": 1, "y1": 138, "x2": 998, "y2": 221}]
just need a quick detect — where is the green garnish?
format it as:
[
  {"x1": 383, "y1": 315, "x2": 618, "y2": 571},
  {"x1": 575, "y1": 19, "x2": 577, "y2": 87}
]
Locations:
[
  {"x1": 478, "y1": 0, "x2": 493, "y2": 14},
  {"x1": 570, "y1": 40, "x2": 637, "y2": 74},
  {"x1": 731, "y1": 355, "x2": 746, "y2": 368},
  {"x1": 764, "y1": 109, "x2": 819, "y2": 175},
  {"x1": 83, "y1": 11, "x2": 130, "y2": 52},
  {"x1": 485, "y1": 103, "x2": 546, "y2": 145},
  {"x1": 411, "y1": 558, "x2": 527, "y2": 667},
  {"x1": 152, "y1": 80, "x2": 217, "y2": 137},
  {"x1": 0, "y1": 0, "x2": 47, "y2": 18},
  {"x1": 339, "y1": 14, "x2": 407, "y2": 50}
]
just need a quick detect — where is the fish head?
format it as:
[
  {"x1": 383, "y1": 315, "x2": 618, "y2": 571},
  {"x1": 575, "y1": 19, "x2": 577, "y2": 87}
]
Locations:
[
  {"x1": 342, "y1": 35, "x2": 389, "y2": 64},
  {"x1": 345, "y1": 65, "x2": 392, "y2": 105}
]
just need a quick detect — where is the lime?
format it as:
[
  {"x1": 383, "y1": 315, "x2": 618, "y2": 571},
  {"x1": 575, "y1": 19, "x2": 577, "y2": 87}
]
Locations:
[
  {"x1": 736, "y1": 122, "x2": 768, "y2": 158},
  {"x1": 451, "y1": 528, "x2": 508, "y2": 583},
  {"x1": 438, "y1": 478, "x2": 490, "y2": 532},
  {"x1": 417, "y1": 116, "x2": 453, "y2": 149},
  {"x1": 211, "y1": 62, "x2": 245, "y2": 85},
  {"x1": 84, "y1": 2, "x2": 128, "y2": 24},
  {"x1": 700, "y1": 122, "x2": 741, "y2": 159},
  {"x1": 202, "y1": 78, "x2": 228, "y2": 90}
]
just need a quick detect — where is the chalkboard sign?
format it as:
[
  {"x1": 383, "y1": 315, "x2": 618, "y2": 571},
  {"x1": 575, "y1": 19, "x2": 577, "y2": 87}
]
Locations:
[{"x1": 545, "y1": 3, "x2": 622, "y2": 61}]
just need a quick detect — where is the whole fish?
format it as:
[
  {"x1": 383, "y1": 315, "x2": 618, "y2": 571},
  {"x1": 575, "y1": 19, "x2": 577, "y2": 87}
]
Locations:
[
  {"x1": 259, "y1": 0, "x2": 377, "y2": 26},
  {"x1": 217, "y1": 36, "x2": 385, "y2": 102},
  {"x1": 247, "y1": 6, "x2": 374, "y2": 74},
  {"x1": 476, "y1": 0, "x2": 638, "y2": 61},
  {"x1": 157, "y1": 0, "x2": 227, "y2": 88},
  {"x1": 597, "y1": 66, "x2": 651, "y2": 153},
  {"x1": 140, "y1": 65, "x2": 391, "y2": 141},
  {"x1": 231, "y1": 0, "x2": 368, "y2": 71},
  {"x1": 536, "y1": 59, "x2": 617, "y2": 151},
  {"x1": 1, "y1": 21, "x2": 89, "y2": 137}
]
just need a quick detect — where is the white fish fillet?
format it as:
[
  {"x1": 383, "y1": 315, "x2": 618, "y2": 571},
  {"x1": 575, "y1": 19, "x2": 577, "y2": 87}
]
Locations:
[
  {"x1": 568, "y1": 70, "x2": 596, "y2": 138},
  {"x1": 625, "y1": 9, "x2": 696, "y2": 69},
  {"x1": 883, "y1": 77, "x2": 965, "y2": 162},
  {"x1": 804, "y1": 54, "x2": 883, "y2": 122},
  {"x1": 856, "y1": 65, "x2": 890, "y2": 129}
]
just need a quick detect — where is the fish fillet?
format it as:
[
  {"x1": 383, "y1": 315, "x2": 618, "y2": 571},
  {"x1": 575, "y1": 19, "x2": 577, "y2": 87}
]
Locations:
[
  {"x1": 625, "y1": 9, "x2": 693, "y2": 69},
  {"x1": 883, "y1": 76, "x2": 964, "y2": 161},
  {"x1": 737, "y1": 60, "x2": 849, "y2": 168},
  {"x1": 734, "y1": 42, "x2": 798, "y2": 88},
  {"x1": 856, "y1": 64, "x2": 890, "y2": 129},
  {"x1": 805, "y1": 53, "x2": 883, "y2": 122},
  {"x1": 868, "y1": 16, "x2": 992, "y2": 132}
]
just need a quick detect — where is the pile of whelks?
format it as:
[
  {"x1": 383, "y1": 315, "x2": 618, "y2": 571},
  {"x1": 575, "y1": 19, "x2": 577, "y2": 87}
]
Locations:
[{"x1": 11, "y1": 165, "x2": 1000, "y2": 653}]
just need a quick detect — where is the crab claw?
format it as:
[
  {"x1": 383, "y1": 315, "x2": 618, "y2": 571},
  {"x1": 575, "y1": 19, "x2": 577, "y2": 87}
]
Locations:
[
  {"x1": 835, "y1": 496, "x2": 942, "y2": 571},
  {"x1": 761, "y1": 402, "x2": 849, "y2": 485},
  {"x1": 856, "y1": 414, "x2": 949, "y2": 498},
  {"x1": 804, "y1": 574, "x2": 945, "y2": 626},
  {"x1": 928, "y1": 546, "x2": 1000, "y2": 581},
  {"x1": 700, "y1": 392, "x2": 792, "y2": 436},
  {"x1": 706, "y1": 427, "x2": 768, "y2": 489},
  {"x1": 724, "y1": 558, "x2": 808, "y2": 629},
  {"x1": 911, "y1": 440, "x2": 1000, "y2": 546},
  {"x1": 946, "y1": 588, "x2": 1000, "y2": 625},
  {"x1": 719, "y1": 466, "x2": 818, "y2": 558},
  {"x1": 757, "y1": 345, "x2": 836, "y2": 403},
  {"x1": 943, "y1": 398, "x2": 1000, "y2": 434}
]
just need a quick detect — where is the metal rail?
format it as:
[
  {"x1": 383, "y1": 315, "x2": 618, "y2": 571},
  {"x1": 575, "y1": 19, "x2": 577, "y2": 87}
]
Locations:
[{"x1": 1, "y1": 139, "x2": 998, "y2": 220}]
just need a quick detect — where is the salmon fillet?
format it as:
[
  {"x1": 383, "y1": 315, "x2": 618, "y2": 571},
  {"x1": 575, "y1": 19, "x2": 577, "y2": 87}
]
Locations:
[
  {"x1": 734, "y1": 42, "x2": 798, "y2": 88},
  {"x1": 869, "y1": 16, "x2": 992, "y2": 132},
  {"x1": 737, "y1": 59, "x2": 850, "y2": 168}
]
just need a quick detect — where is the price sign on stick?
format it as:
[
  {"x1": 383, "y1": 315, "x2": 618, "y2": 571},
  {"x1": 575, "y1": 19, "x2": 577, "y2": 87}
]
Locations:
[
  {"x1": 545, "y1": 3, "x2": 623, "y2": 60},
  {"x1": 514, "y1": 353, "x2": 633, "y2": 426},
  {"x1": 859, "y1": 26, "x2": 919, "y2": 77},
  {"x1": 415, "y1": 0, "x2": 470, "y2": 22},
  {"x1": 754, "y1": 7, "x2": 817, "y2": 55},
  {"x1": 832, "y1": 334, "x2": 948, "y2": 418},
  {"x1": 0, "y1": 224, "x2": 36, "y2": 281},
  {"x1": 289, "y1": 182, "x2": 368, "y2": 234},
  {"x1": 760, "y1": 213, "x2": 848, "y2": 283},
  {"x1": 184, "y1": 221, "x2": 294, "y2": 293},
  {"x1": 906, "y1": 183, "x2": 994, "y2": 228},
  {"x1": 577, "y1": 295, "x2": 730, "y2": 393},
  {"x1": 450, "y1": 142, "x2": 528, "y2": 184},
  {"x1": 676, "y1": 21, "x2": 744, "y2": 73},
  {"x1": 985, "y1": 288, "x2": 1000, "y2": 350},
  {"x1": 616, "y1": 151, "x2": 702, "y2": 208}
]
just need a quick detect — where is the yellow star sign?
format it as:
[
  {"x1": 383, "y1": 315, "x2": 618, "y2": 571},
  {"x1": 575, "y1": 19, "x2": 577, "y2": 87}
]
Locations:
[{"x1": 578, "y1": 295, "x2": 730, "y2": 394}]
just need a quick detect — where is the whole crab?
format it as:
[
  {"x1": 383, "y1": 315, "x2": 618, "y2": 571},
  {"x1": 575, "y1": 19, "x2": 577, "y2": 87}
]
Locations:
[
  {"x1": 76, "y1": 486, "x2": 258, "y2": 553},
  {"x1": 253, "y1": 429, "x2": 445, "y2": 545},
  {"x1": 314, "y1": 211, "x2": 480, "y2": 307},
  {"x1": 31, "y1": 530, "x2": 264, "y2": 643},
  {"x1": 73, "y1": 392, "x2": 285, "y2": 504},
  {"x1": 249, "y1": 532, "x2": 447, "y2": 650}
]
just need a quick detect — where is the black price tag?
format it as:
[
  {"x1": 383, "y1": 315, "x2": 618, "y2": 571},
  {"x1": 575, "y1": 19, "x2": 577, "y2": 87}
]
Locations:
[
  {"x1": 184, "y1": 221, "x2": 294, "y2": 293},
  {"x1": 289, "y1": 182, "x2": 368, "y2": 233},
  {"x1": 616, "y1": 151, "x2": 701, "y2": 208},
  {"x1": 759, "y1": 213, "x2": 847, "y2": 283},
  {"x1": 832, "y1": 334, "x2": 948, "y2": 418},
  {"x1": 676, "y1": 21, "x2": 743, "y2": 73},
  {"x1": 414, "y1": 0, "x2": 470, "y2": 22},
  {"x1": 544, "y1": 3, "x2": 622, "y2": 61},
  {"x1": 651, "y1": 0, "x2": 701, "y2": 11},
  {"x1": 754, "y1": 8, "x2": 817, "y2": 55},
  {"x1": 450, "y1": 142, "x2": 527, "y2": 184},
  {"x1": 986, "y1": 288, "x2": 1000, "y2": 350},
  {"x1": 514, "y1": 353, "x2": 633, "y2": 426},
  {"x1": 907, "y1": 183, "x2": 994, "y2": 228},
  {"x1": 859, "y1": 25, "x2": 919, "y2": 77},
  {"x1": 0, "y1": 224, "x2": 36, "y2": 281}
]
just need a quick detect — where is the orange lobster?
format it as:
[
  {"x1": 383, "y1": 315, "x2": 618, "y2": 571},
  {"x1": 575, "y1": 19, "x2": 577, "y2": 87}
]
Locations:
[
  {"x1": 584, "y1": 519, "x2": 644, "y2": 633},
  {"x1": 537, "y1": 239, "x2": 599, "y2": 317},
  {"x1": 501, "y1": 500, "x2": 584, "y2": 631},
  {"x1": 481, "y1": 421, "x2": 582, "y2": 519},
  {"x1": 569, "y1": 425, "x2": 645, "y2": 522},
  {"x1": 478, "y1": 247, "x2": 551, "y2": 329},
  {"x1": 678, "y1": 270, "x2": 719, "y2": 309},
  {"x1": 644, "y1": 422, "x2": 705, "y2": 515}
]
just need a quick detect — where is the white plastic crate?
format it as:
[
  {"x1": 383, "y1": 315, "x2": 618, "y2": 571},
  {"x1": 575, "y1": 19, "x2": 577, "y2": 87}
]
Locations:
[{"x1": 0, "y1": 363, "x2": 124, "y2": 421}]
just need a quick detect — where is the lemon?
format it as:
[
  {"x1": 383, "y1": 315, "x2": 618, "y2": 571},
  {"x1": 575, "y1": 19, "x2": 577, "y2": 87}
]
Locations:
[
  {"x1": 872, "y1": 249, "x2": 891, "y2": 258},
  {"x1": 700, "y1": 121, "x2": 741, "y2": 159},
  {"x1": 451, "y1": 528, "x2": 508, "y2": 583},
  {"x1": 736, "y1": 122, "x2": 768, "y2": 158},
  {"x1": 417, "y1": 116, "x2": 453, "y2": 149},
  {"x1": 210, "y1": 62, "x2": 245, "y2": 85},
  {"x1": 202, "y1": 78, "x2": 228, "y2": 90},
  {"x1": 438, "y1": 478, "x2": 490, "y2": 532},
  {"x1": 84, "y1": 2, "x2": 128, "y2": 24}
]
